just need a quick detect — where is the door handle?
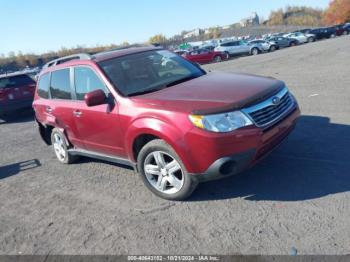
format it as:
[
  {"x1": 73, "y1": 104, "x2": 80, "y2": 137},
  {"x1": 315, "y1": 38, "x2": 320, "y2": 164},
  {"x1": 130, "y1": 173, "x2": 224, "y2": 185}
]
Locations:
[
  {"x1": 73, "y1": 110, "x2": 82, "y2": 117},
  {"x1": 46, "y1": 106, "x2": 52, "y2": 113}
]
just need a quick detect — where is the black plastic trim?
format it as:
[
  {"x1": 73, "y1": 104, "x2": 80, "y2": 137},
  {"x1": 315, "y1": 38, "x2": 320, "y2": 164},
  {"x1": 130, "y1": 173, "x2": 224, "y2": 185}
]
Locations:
[
  {"x1": 191, "y1": 149, "x2": 256, "y2": 182},
  {"x1": 68, "y1": 148, "x2": 136, "y2": 170}
]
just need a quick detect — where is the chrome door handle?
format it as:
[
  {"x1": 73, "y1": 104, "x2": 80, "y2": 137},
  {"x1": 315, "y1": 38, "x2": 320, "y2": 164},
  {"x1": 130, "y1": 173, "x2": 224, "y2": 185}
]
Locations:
[
  {"x1": 73, "y1": 110, "x2": 82, "y2": 117},
  {"x1": 46, "y1": 107, "x2": 52, "y2": 113}
]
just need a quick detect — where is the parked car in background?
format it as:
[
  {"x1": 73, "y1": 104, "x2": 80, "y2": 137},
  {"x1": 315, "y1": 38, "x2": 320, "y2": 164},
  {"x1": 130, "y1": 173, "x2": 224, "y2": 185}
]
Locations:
[
  {"x1": 266, "y1": 36, "x2": 298, "y2": 48},
  {"x1": 309, "y1": 27, "x2": 337, "y2": 40},
  {"x1": 215, "y1": 40, "x2": 261, "y2": 56},
  {"x1": 33, "y1": 47, "x2": 300, "y2": 200},
  {"x1": 333, "y1": 24, "x2": 350, "y2": 36},
  {"x1": 0, "y1": 73, "x2": 36, "y2": 116},
  {"x1": 284, "y1": 32, "x2": 315, "y2": 43},
  {"x1": 248, "y1": 40, "x2": 278, "y2": 52},
  {"x1": 343, "y1": 24, "x2": 350, "y2": 34},
  {"x1": 174, "y1": 50, "x2": 189, "y2": 56},
  {"x1": 183, "y1": 49, "x2": 228, "y2": 64},
  {"x1": 297, "y1": 28, "x2": 311, "y2": 34}
]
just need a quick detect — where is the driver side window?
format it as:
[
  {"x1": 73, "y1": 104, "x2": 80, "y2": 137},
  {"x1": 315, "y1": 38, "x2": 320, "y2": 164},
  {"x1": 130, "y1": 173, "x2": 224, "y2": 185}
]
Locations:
[{"x1": 74, "y1": 67, "x2": 109, "y2": 100}]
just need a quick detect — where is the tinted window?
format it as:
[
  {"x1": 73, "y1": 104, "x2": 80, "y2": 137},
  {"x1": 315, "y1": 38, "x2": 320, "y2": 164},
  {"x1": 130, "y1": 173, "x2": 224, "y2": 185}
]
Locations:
[
  {"x1": 222, "y1": 42, "x2": 235, "y2": 47},
  {"x1": 74, "y1": 67, "x2": 108, "y2": 100},
  {"x1": 37, "y1": 73, "x2": 50, "y2": 99},
  {"x1": 50, "y1": 69, "x2": 72, "y2": 100},
  {"x1": 0, "y1": 74, "x2": 34, "y2": 89}
]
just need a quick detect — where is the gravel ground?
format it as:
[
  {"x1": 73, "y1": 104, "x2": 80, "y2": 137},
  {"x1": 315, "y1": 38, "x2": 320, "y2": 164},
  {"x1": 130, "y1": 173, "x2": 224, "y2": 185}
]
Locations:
[{"x1": 0, "y1": 36, "x2": 349, "y2": 255}]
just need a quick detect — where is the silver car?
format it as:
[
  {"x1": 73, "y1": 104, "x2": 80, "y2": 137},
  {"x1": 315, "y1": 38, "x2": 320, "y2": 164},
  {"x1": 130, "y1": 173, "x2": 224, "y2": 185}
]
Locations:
[
  {"x1": 214, "y1": 40, "x2": 261, "y2": 56},
  {"x1": 248, "y1": 40, "x2": 278, "y2": 52}
]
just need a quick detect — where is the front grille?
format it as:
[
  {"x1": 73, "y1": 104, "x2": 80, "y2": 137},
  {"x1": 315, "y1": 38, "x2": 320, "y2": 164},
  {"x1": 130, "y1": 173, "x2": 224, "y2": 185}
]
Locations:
[{"x1": 242, "y1": 87, "x2": 295, "y2": 128}]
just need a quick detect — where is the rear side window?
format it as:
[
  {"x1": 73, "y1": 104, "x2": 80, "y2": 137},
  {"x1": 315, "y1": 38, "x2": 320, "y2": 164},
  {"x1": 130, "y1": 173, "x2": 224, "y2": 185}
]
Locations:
[
  {"x1": 0, "y1": 74, "x2": 34, "y2": 89},
  {"x1": 74, "y1": 67, "x2": 108, "y2": 100},
  {"x1": 37, "y1": 73, "x2": 50, "y2": 99},
  {"x1": 50, "y1": 69, "x2": 72, "y2": 100}
]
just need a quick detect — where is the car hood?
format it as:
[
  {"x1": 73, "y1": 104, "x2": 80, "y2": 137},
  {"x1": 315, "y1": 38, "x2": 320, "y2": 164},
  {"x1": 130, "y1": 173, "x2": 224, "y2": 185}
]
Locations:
[{"x1": 131, "y1": 72, "x2": 285, "y2": 114}]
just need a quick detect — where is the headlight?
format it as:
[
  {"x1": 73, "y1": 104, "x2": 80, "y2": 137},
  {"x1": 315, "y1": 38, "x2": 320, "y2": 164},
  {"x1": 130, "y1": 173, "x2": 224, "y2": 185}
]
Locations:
[{"x1": 189, "y1": 111, "x2": 253, "y2": 133}]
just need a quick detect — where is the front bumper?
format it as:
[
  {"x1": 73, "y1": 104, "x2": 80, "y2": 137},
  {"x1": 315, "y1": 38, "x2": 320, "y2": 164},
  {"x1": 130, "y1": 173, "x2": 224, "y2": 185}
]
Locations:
[{"x1": 190, "y1": 107, "x2": 300, "y2": 182}]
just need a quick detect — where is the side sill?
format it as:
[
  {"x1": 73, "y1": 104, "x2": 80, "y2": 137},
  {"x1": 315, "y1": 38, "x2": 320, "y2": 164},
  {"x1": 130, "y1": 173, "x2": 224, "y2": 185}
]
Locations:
[{"x1": 68, "y1": 149, "x2": 137, "y2": 171}]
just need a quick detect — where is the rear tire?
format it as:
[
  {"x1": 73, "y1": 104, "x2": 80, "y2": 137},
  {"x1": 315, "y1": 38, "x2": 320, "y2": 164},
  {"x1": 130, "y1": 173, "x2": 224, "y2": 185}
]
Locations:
[
  {"x1": 269, "y1": 45, "x2": 276, "y2": 52},
  {"x1": 51, "y1": 128, "x2": 78, "y2": 164},
  {"x1": 137, "y1": 139, "x2": 198, "y2": 201},
  {"x1": 213, "y1": 55, "x2": 222, "y2": 63}
]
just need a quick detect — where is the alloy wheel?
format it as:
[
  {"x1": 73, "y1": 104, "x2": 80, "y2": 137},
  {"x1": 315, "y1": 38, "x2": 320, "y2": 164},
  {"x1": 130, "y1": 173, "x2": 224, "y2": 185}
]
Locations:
[
  {"x1": 53, "y1": 133, "x2": 66, "y2": 161},
  {"x1": 144, "y1": 151, "x2": 184, "y2": 195}
]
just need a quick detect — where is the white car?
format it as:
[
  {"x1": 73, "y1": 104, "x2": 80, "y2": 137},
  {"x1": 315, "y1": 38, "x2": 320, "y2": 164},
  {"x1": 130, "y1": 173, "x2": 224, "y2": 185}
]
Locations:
[
  {"x1": 284, "y1": 32, "x2": 315, "y2": 44},
  {"x1": 214, "y1": 40, "x2": 261, "y2": 56}
]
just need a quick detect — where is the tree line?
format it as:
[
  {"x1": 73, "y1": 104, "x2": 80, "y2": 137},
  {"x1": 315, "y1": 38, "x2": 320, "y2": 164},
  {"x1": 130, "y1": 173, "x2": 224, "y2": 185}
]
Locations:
[{"x1": 1, "y1": 1, "x2": 349, "y2": 73}]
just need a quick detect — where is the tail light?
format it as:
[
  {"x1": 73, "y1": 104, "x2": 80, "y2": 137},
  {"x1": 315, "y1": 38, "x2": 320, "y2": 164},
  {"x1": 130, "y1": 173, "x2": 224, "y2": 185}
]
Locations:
[{"x1": 0, "y1": 90, "x2": 5, "y2": 100}]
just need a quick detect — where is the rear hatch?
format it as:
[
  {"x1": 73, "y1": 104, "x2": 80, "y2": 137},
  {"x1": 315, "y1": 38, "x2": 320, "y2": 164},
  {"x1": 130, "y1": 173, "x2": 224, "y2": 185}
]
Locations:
[{"x1": 0, "y1": 74, "x2": 36, "y2": 105}]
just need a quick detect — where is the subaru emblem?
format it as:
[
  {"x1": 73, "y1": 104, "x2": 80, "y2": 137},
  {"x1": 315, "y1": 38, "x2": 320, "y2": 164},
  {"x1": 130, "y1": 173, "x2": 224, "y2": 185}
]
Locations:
[{"x1": 272, "y1": 97, "x2": 281, "y2": 105}]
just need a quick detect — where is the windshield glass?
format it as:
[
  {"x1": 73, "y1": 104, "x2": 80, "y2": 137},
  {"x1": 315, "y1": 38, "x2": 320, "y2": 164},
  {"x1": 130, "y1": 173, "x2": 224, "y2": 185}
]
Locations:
[{"x1": 98, "y1": 50, "x2": 205, "y2": 96}]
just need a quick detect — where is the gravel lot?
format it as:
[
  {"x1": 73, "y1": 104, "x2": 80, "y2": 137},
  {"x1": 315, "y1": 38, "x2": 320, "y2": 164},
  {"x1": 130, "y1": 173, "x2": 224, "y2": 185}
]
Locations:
[{"x1": 0, "y1": 36, "x2": 349, "y2": 255}]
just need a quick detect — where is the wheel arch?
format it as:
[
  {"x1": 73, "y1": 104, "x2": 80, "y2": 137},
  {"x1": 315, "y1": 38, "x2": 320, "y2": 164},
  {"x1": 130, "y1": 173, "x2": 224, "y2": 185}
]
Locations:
[{"x1": 126, "y1": 118, "x2": 190, "y2": 169}]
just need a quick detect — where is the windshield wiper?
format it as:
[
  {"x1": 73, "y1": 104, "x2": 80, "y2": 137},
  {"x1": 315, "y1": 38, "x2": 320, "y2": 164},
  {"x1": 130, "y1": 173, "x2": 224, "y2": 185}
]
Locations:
[
  {"x1": 166, "y1": 74, "x2": 201, "y2": 87},
  {"x1": 128, "y1": 86, "x2": 165, "y2": 97}
]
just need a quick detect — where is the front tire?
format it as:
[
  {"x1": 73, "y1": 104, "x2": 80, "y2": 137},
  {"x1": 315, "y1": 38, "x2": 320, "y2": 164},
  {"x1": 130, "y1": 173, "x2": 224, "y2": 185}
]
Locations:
[
  {"x1": 269, "y1": 45, "x2": 276, "y2": 52},
  {"x1": 137, "y1": 139, "x2": 198, "y2": 200},
  {"x1": 251, "y1": 48, "x2": 259, "y2": 56},
  {"x1": 308, "y1": 37, "x2": 315, "y2": 43},
  {"x1": 51, "y1": 128, "x2": 77, "y2": 164}
]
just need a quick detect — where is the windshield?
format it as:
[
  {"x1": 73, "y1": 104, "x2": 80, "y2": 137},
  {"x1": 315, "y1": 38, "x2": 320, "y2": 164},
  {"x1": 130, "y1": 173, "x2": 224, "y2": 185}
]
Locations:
[{"x1": 98, "y1": 50, "x2": 205, "y2": 96}]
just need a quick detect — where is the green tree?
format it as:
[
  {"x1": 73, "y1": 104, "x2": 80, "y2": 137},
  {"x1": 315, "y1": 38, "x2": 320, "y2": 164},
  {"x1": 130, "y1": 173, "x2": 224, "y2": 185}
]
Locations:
[{"x1": 148, "y1": 34, "x2": 167, "y2": 44}]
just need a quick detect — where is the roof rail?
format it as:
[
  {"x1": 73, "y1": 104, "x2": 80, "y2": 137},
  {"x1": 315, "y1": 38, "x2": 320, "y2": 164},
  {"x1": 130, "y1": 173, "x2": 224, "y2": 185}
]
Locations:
[
  {"x1": 43, "y1": 53, "x2": 92, "y2": 69},
  {"x1": 92, "y1": 44, "x2": 154, "y2": 57}
]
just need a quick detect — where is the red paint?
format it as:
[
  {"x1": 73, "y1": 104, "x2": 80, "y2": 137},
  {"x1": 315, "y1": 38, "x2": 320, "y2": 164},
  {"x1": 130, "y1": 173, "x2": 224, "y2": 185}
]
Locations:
[
  {"x1": 183, "y1": 49, "x2": 227, "y2": 64},
  {"x1": 33, "y1": 47, "x2": 300, "y2": 175}
]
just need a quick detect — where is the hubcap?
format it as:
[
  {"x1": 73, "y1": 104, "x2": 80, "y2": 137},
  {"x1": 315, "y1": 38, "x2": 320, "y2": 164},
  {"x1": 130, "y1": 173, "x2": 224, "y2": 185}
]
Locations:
[
  {"x1": 144, "y1": 151, "x2": 184, "y2": 194},
  {"x1": 53, "y1": 133, "x2": 66, "y2": 161}
]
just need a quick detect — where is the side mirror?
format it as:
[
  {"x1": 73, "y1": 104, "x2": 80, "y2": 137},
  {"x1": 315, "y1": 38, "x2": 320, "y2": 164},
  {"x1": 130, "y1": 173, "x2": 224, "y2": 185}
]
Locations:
[{"x1": 84, "y1": 89, "x2": 107, "y2": 107}]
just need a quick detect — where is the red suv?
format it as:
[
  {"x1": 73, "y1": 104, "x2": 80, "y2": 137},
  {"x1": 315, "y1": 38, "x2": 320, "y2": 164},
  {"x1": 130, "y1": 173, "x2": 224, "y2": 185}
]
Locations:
[
  {"x1": 0, "y1": 73, "x2": 36, "y2": 116},
  {"x1": 33, "y1": 47, "x2": 300, "y2": 200}
]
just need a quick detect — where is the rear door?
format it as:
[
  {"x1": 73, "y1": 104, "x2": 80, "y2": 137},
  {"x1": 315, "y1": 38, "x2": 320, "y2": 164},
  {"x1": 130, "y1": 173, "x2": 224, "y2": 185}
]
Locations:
[
  {"x1": 227, "y1": 42, "x2": 239, "y2": 54},
  {"x1": 71, "y1": 66, "x2": 125, "y2": 157},
  {"x1": 48, "y1": 68, "x2": 84, "y2": 148},
  {"x1": 237, "y1": 41, "x2": 250, "y2": 54},
  {"x1": 278, "y1": 37, "x2": 288, "y2": 47},
  {"x1": 198, "y1": 49, "x2": 212, "y2": 63}
]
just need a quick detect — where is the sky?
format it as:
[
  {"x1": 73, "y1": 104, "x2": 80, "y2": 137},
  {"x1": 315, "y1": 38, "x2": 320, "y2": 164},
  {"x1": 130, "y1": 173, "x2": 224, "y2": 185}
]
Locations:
[{"x1": 1, "y1": 0, "x2": 330, "y2": 55}]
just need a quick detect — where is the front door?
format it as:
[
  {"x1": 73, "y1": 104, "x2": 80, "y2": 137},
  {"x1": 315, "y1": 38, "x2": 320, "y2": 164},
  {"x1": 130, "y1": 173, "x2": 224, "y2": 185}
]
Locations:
[{"x1": 72, "y1": 66, "x2": 125, "y2": 157}]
